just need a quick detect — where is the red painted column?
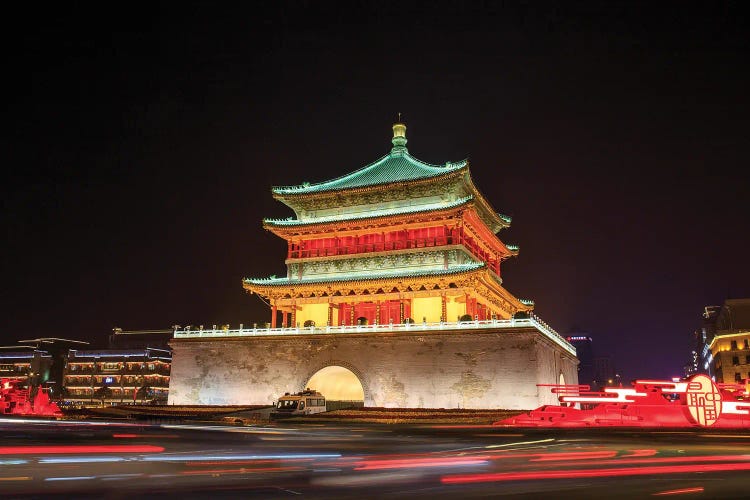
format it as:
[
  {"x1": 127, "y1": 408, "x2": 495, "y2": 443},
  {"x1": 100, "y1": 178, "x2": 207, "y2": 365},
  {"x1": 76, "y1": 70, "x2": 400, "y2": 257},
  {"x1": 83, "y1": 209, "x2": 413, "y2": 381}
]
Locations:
[{"x1": 271, "y1": 305, "x2": 277, "y2": 328}]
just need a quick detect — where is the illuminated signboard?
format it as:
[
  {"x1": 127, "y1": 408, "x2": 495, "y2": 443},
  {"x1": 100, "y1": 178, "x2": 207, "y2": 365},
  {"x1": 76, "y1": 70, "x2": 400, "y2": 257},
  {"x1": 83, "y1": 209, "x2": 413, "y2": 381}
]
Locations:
[{"x1": 497, "y1": 373, "x2": 750, "y2": 428}]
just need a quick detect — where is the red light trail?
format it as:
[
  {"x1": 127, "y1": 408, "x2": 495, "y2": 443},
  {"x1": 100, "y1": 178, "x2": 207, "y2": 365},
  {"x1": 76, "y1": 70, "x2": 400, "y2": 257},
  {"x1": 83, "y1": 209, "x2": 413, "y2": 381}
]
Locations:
[{"x1": 441, "y1": 461, "x2": 750, "y2": 484}]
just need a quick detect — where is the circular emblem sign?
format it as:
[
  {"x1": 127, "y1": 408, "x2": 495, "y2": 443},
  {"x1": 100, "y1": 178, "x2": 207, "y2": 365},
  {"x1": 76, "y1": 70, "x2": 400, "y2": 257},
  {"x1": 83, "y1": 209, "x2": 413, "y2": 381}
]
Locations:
[{"x1": 685, "y1": 374, "x2": 722, "y2": 427}]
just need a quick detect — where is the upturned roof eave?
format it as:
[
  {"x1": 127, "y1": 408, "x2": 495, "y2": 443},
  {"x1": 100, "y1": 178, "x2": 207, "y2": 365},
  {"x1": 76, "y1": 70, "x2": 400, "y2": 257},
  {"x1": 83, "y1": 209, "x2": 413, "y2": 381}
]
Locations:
[
  {"x1": 479, "y1": 271, "x2": 533, "y2": 312},
  {"x1": 460, "y1": 165, "x2": 509, "y2": 233},
  {"x1": 242, "y1": 263, "x2": 486, "y2": 288},
  {"x1": 262, "y1": 195, "x2": 475, "y2": 230},
  {"x1": 271, "y1": 160, "x2": 469, "y2": 200}
]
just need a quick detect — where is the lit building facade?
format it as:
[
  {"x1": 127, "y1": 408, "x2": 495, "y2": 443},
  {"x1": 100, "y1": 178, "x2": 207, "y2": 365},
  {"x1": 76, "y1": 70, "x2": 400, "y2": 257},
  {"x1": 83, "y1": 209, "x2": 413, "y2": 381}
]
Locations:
[
  {"x1": 0, "y1": 347, "x2": 52, "y2": 387},
  {"x1": 689, "y1": 305, "x2": 721, "y2": 378},
  {"x1": 169, "y1": 122, "x2": 577, "y2": 409},
  {"x1": 709, "y1": 298, "x2": 750, "y2": 385},
  {"x1": 13, "y1": 338, "x2": 90, "y2": 398},
  {"x1": 63, "y1": 348, "x2": 171, "y2": 406}
]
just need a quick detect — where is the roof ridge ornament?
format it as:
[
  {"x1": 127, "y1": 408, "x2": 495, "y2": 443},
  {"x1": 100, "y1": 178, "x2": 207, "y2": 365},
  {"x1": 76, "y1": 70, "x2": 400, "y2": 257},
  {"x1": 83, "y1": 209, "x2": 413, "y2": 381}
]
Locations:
[{"x1": 391, "y1": 115, "x2": 407, "y2": 155}]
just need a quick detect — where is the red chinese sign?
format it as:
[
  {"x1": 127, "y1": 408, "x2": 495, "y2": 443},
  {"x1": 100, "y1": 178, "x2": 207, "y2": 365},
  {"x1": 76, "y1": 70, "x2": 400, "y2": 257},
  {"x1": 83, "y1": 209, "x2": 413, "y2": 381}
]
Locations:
[{"x1": 685, "y1": 374, "x2": 722, "y2": 426}]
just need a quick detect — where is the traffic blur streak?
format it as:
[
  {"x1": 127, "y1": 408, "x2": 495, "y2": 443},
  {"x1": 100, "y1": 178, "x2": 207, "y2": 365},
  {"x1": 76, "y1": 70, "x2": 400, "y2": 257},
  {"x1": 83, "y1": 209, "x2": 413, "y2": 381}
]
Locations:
[{"x1": 1, "y1": 419, "x2": 750, "y2": 498}]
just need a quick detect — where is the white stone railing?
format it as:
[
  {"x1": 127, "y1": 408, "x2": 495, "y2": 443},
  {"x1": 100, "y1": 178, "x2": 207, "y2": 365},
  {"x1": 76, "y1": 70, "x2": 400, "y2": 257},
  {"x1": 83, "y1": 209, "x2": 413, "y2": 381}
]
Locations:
[{"x1": 173, "y1": 313, "x2": 576, "y2": 356}]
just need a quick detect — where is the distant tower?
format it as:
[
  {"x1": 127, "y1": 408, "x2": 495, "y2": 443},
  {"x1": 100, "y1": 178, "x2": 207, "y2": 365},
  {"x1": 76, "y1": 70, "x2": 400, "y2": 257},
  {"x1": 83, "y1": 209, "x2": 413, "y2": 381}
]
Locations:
[
  {"x1": 593, "y1": 356, "x2": 618, "y2": 390},
  {"x1": 692, "y1": 305, "x2": 720, "y2": 378},
  {"x1": 566, "y1": 334, "x2": 595, "y2": 389}
]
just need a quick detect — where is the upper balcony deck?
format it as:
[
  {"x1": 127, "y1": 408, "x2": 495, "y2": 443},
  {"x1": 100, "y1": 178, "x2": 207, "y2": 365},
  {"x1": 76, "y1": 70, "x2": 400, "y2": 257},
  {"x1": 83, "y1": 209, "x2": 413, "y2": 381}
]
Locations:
[{"x1": 173, "y1": 313, "x2": 575, "y2": 356}]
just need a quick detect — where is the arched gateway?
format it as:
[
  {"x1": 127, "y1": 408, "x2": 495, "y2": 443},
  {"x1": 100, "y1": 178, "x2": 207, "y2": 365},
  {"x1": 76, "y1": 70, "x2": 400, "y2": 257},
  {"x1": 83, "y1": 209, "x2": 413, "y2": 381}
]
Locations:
[
  {"x1": 305, "y1": 364, "x2": 366, "y2": 403},
  {"x1": 168, "y1": 122, "x2": 578, "y2": 409}
]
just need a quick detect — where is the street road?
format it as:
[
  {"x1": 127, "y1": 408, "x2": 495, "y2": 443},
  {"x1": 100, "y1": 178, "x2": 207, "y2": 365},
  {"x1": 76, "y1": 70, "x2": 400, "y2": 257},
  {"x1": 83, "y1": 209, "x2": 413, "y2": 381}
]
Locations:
[{"x1": 1, "y1": 418, "x2": 749, "y2": 498}]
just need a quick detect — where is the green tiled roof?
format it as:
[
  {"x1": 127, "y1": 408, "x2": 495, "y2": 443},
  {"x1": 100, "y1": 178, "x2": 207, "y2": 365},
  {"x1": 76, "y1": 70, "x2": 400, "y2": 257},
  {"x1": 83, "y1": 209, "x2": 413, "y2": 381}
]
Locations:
[
  {"x1": 265, "y1": 196, "x2": 474, "y2": 227},
  {"x1": 243, "y1": 262, "x2": 485, "y2": 287},
  {"x1": 272, "y1": 152, "x2": 467, "y2": 195}
]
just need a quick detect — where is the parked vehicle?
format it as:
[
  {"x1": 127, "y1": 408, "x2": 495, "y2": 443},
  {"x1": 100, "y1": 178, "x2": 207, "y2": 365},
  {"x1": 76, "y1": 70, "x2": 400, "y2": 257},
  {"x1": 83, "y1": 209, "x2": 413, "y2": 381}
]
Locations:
[{"x1": 271, "y1": 389, "x2": 326, "y2": 418}]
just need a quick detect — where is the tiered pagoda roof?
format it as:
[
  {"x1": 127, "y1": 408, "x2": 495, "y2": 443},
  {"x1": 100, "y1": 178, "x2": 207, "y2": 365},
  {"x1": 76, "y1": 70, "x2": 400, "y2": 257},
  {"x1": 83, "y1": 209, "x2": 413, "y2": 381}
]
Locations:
[
  {"x1": 264, "y1": 195, "x2": 475, "y2": 227},
  {"x1": 270, "y1": 122, "x2": 511, "y2": 234},
  {"x1": 244, "y1": 262, "x2": 485, "y2": 287},
  {"x1": 272, "y1": 153, "x2": 467, "y2": 195},
  {"x1": 244, "y1": 121, "x2": 530, "y2": 317}
]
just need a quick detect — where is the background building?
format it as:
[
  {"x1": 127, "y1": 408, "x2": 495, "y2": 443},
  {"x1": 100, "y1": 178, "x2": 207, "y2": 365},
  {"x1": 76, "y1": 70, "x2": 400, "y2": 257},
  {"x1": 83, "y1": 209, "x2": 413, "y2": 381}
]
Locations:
[
  {"x1": 1, "y1": 338, "x2": 88, "y2": 399},
  {"x1": 565, "y1": 334, "x2": 594, "y2": 389},
  {"x1": 689, "y1": 305, "x2": 721, "y2": 378},
  {"x1": 0, "y1": 346, "x2": 52, "y2": 387},
  {"x1": 63, "y1": 348, "x2": 171, "y2": 406},
  {"x1": 1, "y1": 330, "x2": 175, "y2": 406},
  {"x1": 593, "y1": 355, "x2": 621, "y2": 389},
  {"x1": 708, "y1": 298, "x2": 750, "y2": 384}
]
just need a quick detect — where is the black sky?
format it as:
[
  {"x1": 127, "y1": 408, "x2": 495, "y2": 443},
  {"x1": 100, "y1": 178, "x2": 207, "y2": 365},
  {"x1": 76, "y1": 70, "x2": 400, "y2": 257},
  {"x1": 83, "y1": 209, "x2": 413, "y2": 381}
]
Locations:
[{"x1": 3, "y1": 1, "x2": 749, "y2": 380}]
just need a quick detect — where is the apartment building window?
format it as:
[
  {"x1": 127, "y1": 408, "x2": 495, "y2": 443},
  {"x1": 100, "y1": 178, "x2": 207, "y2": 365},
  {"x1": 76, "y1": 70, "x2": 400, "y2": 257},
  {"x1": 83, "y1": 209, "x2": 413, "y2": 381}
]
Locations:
[
  {"x1": 732, "y1": 356, "x2": 740, "y2": 366},
  {"x1": 746, "y1": 355, "x2": 750, "y2": 365},
  {"x1": 731, "y1": 341, "x2": 738, "y2": 350},
  {"x1": 745, "y1": 339, "x2": 749, "y2": 349},
  {"x1": 735, "y1": 372, "x2": 742, "y2": 382}
]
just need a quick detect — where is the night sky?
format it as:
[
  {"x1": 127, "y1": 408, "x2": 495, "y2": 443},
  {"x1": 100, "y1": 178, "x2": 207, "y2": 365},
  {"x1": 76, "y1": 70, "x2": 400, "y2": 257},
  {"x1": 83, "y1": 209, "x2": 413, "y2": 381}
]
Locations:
[{"x1": 3, "y1": 2, "x2": 749, "y2": 380}]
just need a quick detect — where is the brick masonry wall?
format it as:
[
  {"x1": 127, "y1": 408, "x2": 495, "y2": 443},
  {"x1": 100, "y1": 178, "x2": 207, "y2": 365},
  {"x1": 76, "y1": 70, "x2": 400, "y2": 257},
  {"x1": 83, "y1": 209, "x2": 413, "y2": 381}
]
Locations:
[{"x1": 168, "y1": 327, "x2": 578, "y2": 410}]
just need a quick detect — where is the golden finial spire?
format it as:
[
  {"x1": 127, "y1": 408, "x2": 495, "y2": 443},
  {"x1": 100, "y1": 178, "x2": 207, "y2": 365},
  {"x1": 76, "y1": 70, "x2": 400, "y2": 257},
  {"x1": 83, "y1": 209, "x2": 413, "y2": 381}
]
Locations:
[{"x1": 391, "y1": 113, "x2": 407, "y2": 153}]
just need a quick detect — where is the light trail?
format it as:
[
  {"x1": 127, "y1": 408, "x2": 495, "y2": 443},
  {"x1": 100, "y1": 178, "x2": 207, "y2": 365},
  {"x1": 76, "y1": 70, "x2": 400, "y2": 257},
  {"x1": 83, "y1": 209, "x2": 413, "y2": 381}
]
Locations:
[
  {"x1": 354, "y1": 456, "x2": 489, "y2": 471},
  {"x1": 0, "y1": 445, "x2": 164, "y2": 455},
  {"x1": 441, "y1": 461, "x2": 750, "y2": 484},
  {"x1": 652, "y1": 486, "x2": 705, "y2": 496},
  {"x1": 141, "y1": 453, "x2": 341, "y2": 462}
]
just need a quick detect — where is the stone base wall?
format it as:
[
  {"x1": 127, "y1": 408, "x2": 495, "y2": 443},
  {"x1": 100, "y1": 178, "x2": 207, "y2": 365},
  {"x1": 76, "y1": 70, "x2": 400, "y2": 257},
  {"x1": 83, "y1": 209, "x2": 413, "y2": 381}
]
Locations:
[{"x1": 168, "y1": 327, "x2": 578, "y2": 410}]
